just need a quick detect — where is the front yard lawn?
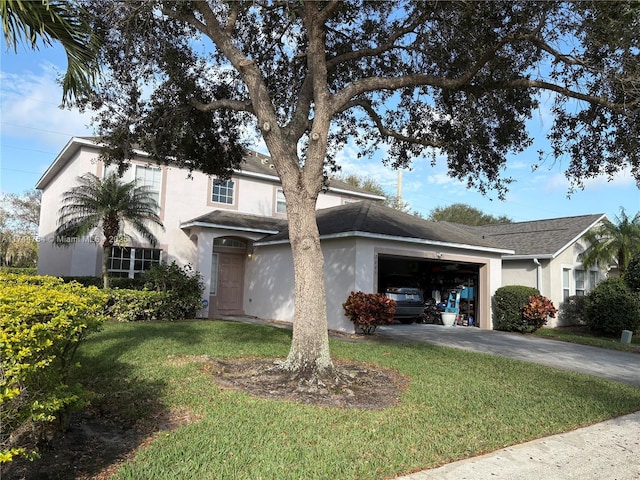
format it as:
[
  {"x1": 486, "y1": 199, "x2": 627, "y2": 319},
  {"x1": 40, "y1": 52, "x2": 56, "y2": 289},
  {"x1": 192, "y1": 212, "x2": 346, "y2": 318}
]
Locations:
[
  {"x1": 535, "y1": 326, "x2": 640, "y2": 353},
  {"x1": 12, "y1": 320, "x2": 640, "y2": 480}
]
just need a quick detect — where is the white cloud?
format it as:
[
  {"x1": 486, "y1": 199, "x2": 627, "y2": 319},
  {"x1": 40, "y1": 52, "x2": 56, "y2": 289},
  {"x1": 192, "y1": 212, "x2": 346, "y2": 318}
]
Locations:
[{"x1": 0, "y1": 63, "x2": 94, "y2": 147}]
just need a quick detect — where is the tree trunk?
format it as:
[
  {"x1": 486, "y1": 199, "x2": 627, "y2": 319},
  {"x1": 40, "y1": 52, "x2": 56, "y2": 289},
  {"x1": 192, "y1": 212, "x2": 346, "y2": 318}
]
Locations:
[
  {"x1": 102, "y1": 243, "x2": 110, "y2": 289},
  {"x1": 279, "y1": 188, "x2": 333, "y2": 380}
]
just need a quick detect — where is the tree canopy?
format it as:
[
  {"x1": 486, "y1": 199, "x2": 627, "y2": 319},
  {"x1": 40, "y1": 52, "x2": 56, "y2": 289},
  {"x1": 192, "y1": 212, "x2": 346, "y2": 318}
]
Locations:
[
  {"x1": 428, "y1": 203, "x2": 512, "y2": 226},
  {"x1": 74, "y1": 0, "x2": 640, "y2": 379}
]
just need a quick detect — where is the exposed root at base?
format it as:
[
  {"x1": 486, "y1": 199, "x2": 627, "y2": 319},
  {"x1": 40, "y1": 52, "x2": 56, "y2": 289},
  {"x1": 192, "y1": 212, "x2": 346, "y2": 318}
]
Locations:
[{"x1": 200, "y1": 357, "x2": 409, "y2": 409}]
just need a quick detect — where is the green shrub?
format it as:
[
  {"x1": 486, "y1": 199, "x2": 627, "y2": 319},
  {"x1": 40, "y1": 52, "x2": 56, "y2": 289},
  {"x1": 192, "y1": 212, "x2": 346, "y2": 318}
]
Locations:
[
  {"x1": 624, "y1": 253, "x2": 640, "y2": 291},
  {"x1": 0, "y1": 273, "x2": 106, "y2": 464},
  {"x1": 585, "y1": 277, "x2": 640, "y2": 335},
  {"x1": 61, "y1": 276, "x2": 147, "y2": 290},
  {"x1": 343, "y1": 291, "x2": 396, "y2": 334},
  {"x1": 141, "y1": 262, "x2": 204, "y2": 319},
  {"x1": 493, "y1": 285, "x2": 540, "y2": 332},
  {"x1": 0, "y1": 267, "x2": 37, "y2": 276},
  {"x1": 105, "y1": 289, "x2": 182, "y2": 321},
  {"x1": 558, "y1": 295, "x2": 588, "y2": 326}
]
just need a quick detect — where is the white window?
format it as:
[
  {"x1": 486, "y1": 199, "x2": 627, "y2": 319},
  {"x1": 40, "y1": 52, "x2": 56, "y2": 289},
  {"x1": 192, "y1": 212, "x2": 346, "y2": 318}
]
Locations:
[
  {"x1": 212, "y1": 178, "x2": 235, "y2": 205},
  {"x1": 562, "y1": 268, "x2": 571, "y2": 301},
  {"x1": 276, "y1": 188, "x2": 287, "y2": 214},
  {"x1": 108, "y1": 247, "x2": 162, "y2": 278},
  {"x1": 575, "y1": 269, "x2": 585, "y2": 296},
  {"x1": 589, "y1": 270, "x2": 600, "y2": 290},
  {"x1": 135, "y1": 165, "x2": 162, "y2": 209}
]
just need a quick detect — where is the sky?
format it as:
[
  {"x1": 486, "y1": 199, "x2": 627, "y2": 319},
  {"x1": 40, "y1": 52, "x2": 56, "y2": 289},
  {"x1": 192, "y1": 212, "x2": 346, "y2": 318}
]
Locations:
[{"x1": 1, "y1": 43, "x2": 639, "y2": 224}]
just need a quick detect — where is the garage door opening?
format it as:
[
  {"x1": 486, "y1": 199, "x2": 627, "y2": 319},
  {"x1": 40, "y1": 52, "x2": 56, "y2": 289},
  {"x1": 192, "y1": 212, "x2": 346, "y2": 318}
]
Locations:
[{"x1": 378, "y1": 255, "x2": 480, "y2": 326}]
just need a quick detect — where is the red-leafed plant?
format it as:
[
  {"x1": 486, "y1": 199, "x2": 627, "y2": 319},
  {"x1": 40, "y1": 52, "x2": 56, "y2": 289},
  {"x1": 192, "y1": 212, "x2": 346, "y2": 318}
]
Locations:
[
  {"x1": 522, "y1": 294, "x2": 558, "y2": 332},
  {"x1": 342, "y1": 291, "x2": 396, "y2": 334}
]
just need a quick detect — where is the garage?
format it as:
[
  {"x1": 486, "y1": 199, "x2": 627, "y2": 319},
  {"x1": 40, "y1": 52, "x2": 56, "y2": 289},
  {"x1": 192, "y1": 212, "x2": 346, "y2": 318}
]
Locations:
[{"x1": 377, "y1": 255, "x2": 480, "y2": 326}]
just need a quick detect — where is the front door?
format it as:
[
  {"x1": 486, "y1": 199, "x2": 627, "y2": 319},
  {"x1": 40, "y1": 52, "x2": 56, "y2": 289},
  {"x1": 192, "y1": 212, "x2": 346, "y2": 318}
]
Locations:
[{"x1": 216, "y1": 252, "x2": 244, "y2": 314}]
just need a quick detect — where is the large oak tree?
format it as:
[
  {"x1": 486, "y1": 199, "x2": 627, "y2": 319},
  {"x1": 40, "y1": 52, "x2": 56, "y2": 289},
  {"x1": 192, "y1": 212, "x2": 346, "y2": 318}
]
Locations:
[{"x1": 77, "y1": 1, "x2": 640, "y2": 380}]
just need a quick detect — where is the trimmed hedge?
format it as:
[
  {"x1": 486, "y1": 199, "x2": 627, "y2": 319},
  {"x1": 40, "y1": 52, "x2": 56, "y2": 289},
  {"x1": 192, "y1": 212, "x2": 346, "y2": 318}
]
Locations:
[
  {"x1": 61, "y1": 276, "x2": 147, "y2": 290},
  {"x1": 493, "y1": 285, "x2": 540, "y2": 333},
  {"x1": 0, "y1": 267, "x2": 37, "y2": 276},
  {"x1": 0, "y1": 273, "x2": 106, "y2": 464},
  {"x1": 106, "y1": 289, "x2": 186, "y2": 322},
  {"x1": 585, "y1": 277, "x2": 640, "y2": 335}
]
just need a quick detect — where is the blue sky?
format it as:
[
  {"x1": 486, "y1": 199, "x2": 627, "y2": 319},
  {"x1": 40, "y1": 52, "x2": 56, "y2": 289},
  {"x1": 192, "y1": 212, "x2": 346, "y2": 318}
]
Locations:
[{"x1": 1, "y1": 43, "x2": 639, "y2": 223}]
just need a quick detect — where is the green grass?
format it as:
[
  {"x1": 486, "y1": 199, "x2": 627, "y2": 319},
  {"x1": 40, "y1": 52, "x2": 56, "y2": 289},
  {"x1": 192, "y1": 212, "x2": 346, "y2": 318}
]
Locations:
[
  {"x1": 74, "y1": 320, "x2": 640, "y2": 480},
  {"x1": 535, "y1": 327, "x2": 640, "y2": 353}
]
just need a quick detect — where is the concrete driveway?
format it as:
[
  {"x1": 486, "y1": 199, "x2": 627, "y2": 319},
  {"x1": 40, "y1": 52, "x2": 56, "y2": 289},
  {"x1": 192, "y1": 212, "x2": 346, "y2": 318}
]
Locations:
[{"x1": 376, "y1": 323, "x2": 640, "y2": 387}]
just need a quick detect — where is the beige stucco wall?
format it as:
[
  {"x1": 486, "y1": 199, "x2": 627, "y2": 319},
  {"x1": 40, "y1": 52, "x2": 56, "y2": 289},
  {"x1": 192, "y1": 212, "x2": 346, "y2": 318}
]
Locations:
[
  {"x1": 38, "y1": 145, "x2": 104, "y2": 276},
  {"x1": 245, "y1": 235, "x2": 504, "y2": 333},
  {"x1": 37, "y1": 140, "x2": 357, "y2": 280}
]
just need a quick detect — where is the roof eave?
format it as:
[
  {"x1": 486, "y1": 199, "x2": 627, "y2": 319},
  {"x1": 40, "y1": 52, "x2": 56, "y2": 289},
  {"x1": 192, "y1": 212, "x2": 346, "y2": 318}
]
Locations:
[
  {"x1": 179, "y1": 220, "x2": 280, "y2": 235},
  {"x1": 256, "y1": 230, "x2": 514, "y2": 255}
]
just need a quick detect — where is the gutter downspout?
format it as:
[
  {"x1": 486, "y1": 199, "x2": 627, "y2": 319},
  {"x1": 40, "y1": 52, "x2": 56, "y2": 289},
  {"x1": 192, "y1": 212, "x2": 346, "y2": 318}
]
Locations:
[{"x1": 533, "y1": 258, "x2": 542, "y2": 292}]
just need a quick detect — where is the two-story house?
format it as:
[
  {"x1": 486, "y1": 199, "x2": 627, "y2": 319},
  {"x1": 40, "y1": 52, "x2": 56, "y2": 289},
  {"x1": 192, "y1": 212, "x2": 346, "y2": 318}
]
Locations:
[{"x1": 37, "y1": 137, "x2": 511, "y2": 332}]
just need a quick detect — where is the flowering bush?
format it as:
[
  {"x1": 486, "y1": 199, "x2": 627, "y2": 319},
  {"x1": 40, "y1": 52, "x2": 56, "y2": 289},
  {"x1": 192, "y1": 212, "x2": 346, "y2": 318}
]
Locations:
[
  {"x1": 0, "y1": 273, "x2": 106, "y2": 464},
  {"x1": 342, "y1": 291, "x2": 396, "y2": 334},
  {"x1": 522, "y1": 294, "x2": 558, "y2": 332}
]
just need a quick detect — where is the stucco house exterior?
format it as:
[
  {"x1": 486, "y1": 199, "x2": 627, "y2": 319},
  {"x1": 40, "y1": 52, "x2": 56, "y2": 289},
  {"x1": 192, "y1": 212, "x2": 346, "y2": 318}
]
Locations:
[
  {"x1": 470, "y1": 214, "x2": 609, "y2": 327},
  {"x1": 36, "y1": 137, "x2": 510, "y2": 332}
]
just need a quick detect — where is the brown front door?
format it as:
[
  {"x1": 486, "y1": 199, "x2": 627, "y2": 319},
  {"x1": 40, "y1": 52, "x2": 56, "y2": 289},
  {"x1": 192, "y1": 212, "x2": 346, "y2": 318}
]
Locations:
[{"x1": 216, "y1": 253, "x2": 244, "y2": 314}]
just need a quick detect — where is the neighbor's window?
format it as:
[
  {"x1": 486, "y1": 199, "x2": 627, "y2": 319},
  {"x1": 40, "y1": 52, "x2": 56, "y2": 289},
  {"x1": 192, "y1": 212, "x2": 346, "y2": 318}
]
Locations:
[
  {"x1": 212, "y1": 178, "x2": 234, "y2": 205},
  {"x1": 575, "y1": 269, "x2": 585, "y2": 296},
  {"x1": 562, "y1": 267, "x2": 571, "y2": 301},
  {"x1": 108, "y1": 247, "x2": 162, "y2": 278},
  {"x1": 276, "y1": 188, "x2": 287, "y2": 214}
]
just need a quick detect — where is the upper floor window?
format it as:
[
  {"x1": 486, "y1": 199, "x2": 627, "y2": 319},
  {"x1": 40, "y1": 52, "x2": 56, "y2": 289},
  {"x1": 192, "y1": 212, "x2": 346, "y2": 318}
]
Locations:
[
  {"x1": 276, "y1": 188, "x2": 287, "y2": 214},
  {"x1": 135, "y1": 165, "x2": 162, "y2": 207},
  {"x1": 212, "y1": 178, "x2": 235, "y2": 205}
]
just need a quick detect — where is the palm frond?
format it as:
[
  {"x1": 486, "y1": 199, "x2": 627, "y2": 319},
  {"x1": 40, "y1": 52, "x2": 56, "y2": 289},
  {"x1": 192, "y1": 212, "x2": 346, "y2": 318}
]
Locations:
[{"x1": 1, "y1": 0, "x2": 100, "y2": 103}]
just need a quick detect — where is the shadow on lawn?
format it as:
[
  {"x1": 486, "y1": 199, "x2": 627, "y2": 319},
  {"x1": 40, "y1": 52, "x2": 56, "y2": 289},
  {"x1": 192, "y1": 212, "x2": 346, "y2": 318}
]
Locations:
[{"x1": 2, "y1": 321, "x2": 211, "y2": 480}]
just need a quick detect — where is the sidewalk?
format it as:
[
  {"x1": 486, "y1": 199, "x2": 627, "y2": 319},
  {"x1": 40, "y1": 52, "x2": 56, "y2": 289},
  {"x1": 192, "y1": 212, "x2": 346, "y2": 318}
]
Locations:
[{"x1": 395, "y1": 410, "x2": 640, "y2": 480}]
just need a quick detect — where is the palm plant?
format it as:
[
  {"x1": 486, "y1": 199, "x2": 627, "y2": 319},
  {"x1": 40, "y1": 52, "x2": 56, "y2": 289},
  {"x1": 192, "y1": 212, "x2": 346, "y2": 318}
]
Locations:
[
  {"x1": 581, "y1": 208, "x2": 640, "y2": 275},
  {"x1": 55, "y1": 172, "x2": 164, "y2": 288},
  {"x1": 1, "y1": 0, "x2": 100, "y2": 103}
]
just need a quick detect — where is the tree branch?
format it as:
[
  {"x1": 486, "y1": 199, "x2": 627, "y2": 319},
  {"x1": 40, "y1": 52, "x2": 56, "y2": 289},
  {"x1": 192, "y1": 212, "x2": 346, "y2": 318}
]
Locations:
[
  {"x1": 190, "y1": 98, "x2": 254, "y2": 114},
  {"x1": 346, "y1": 98, "x2": 444, "y2": 149}
]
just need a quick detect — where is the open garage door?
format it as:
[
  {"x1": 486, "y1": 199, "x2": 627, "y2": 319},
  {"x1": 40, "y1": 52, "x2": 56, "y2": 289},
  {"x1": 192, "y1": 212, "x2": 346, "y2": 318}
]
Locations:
[{"x1": 378, "y1": 255, "x2": 479, "y2": 326}]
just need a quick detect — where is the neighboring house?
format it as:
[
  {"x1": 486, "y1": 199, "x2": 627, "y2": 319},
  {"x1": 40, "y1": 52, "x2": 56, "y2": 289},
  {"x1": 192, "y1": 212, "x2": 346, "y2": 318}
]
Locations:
[
  {"x1": 36, "y1": 137, "x2": 511, "y2": 332},
  {"x1": 470, "y1": 214, "x2": 609, "y2": 327}
]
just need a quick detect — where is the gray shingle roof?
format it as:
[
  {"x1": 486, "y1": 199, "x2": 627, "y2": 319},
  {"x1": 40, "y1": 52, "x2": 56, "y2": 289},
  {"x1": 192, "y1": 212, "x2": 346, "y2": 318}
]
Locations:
[
  {"x1": 181, "y1": 210, "x2": 287, "y2": 233},
  {"x1": 259, "y1": 201, "x2": 508, "y2": 251},
  {"x1": 469, "y1": 214, "x2": 606, "y2": 257}
]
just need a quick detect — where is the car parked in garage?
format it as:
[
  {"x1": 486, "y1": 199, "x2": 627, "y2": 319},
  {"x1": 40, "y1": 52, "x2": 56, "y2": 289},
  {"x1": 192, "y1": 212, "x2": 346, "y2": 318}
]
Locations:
[{"x1": 381, "y1": 274, "x2": 425, "y2": 324}]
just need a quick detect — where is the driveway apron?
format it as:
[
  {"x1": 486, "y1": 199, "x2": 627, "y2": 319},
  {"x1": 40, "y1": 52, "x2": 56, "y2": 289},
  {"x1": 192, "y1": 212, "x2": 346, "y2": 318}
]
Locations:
[{"x1": 376, "y1": 324, "x2": 640, "y2": 387}]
